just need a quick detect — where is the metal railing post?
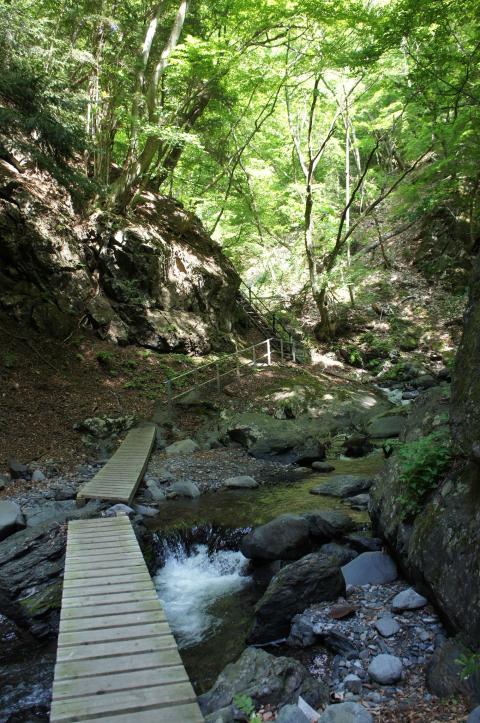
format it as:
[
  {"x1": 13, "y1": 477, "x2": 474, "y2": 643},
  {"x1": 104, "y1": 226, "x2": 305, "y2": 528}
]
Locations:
[
  {"x1": 252, "y1": 345, "x2": 257, "y2": 370},
  {"x1": 236, "y1": 352, "x2": 240, "y2": 378},
  {"x1": 216, "y1": 362, "x2": 221, "y2": 392},
  {"x1": 292, "y1": 340, "x2": 297, "y2": 363},
  {"x1": 266, "y1": 338, "x2": 272, "y2": 365},
  {"x1": 166, "y1": 379, "x2": 173, "y2": 407},
  {"x1": 280, "y1": 338, "x2": 284, "y2": 362}
]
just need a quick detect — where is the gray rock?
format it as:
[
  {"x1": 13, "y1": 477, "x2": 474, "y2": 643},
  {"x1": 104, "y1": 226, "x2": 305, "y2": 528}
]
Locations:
[
  {"x1": 164, "y1": 439, "x2": 199, "y2": 456},
  {"x1": 367, "y1": 414, "x2": 405, "y2": 439},
  {"x1": 0, "y1": 501, "x2": 26, "y2": 541},
  {"x1": 249, "y1": 553, "x2": 345, "y2": 643},
  {"x1": 223, "y1": 475, "x2": 258, "y2": 489},
  {"x1": 343, "y1": 434, "x2": 373, "y2": 459},
  {"x1": 413, "y1": 374, "x2": 437, "y2": 389},
  {"x1": 319, "y1": 702, "x2": 373, "y2": 723},
  {"x1": 148, "y1": 486, "x2": 167, "y2": 502},
  {"x1": 312, "y1": 461, "x2": 335, "y2": 472},
  {"x1": 345, "y1": 494, "x2": 370, "y2": 510},
  {"x1": 288, "y1": 611, "x2": 357, "y2": 656},
  {"x1": 310, "y1": 475, "x2": 372, "y2": 498},
  {"x1": 240, "y1": 514, "x2": 311, "y2": 561},
  {"x1": 166, "y1": 480, "x2": 200, "y2": 498},
  {"x1": 343, "y1": 674, "x2": 362, "y2": 695},
  {"x1": 341, "y1": 552, "x2": 397, "y2": 586},
  {"x1": 344, "y1": 534, "x2": 383, "y2": 553},
  {"x1": 198, "y1": 647, "x2": 328, "y2": 715},
  {"x1": 276, "y1": 705, "x2": 310, "y2": 723},
  {"x1": 319, "y1": 543, "x2": 358, "y2": 566},
  {"x1": 31, "y1": 469, "x2": 46, "y2": 482},
  {"x1": 8, "y1": 458, "x2": 29, "y2": 479},
  {"x1": 52, "y1": 485, "x2": 77, "y2": 501},
  {"x1": 368, "y1": 654, "x2": 403, "y2": 685},
  {"x1": 104, "y1": 503, "x2": 134, "y2": 517},
  {"x1": 391, "y1": 588, "x2": 428, "y2": 611},
  {"x1": 145, "y1": 477, "x2": 160, "y2": 486},
  {"x1": 301, "y1": 510, "x2": 355, "y2": 539},
  {"x1": 204, "y1": 707, "x2": 236, "y2": 723},
  {"x1": 426, "y1": 636, "x2": 480, "y2": 703},
  {"x1": 156, "y1": 467, "x2": 174, "y2": 483},
  {"x1": 467, "y1": 706, "x2": 480, "y2": 723},
  {"x1": 23, "y1": 500, "x2": 77, "y2": 527},
  {"x1": 374, "y1": 615, "x2": 400, "y2": 637},
  {"x1": 0, "y1": 473, "x2": 10, "y2": 487},
  {"x1": 133, "y1": 504, "x2": 158, "y2": 517}
]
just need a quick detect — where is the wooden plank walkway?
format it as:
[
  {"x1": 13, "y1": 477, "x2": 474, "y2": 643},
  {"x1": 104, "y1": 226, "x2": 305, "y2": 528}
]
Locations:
[
  {"x1": 77, "y1": 423, "x2": 156, "y2": 505},
  {"x1": 50, "y1": 515, "x2": 204, "y2": 722}
]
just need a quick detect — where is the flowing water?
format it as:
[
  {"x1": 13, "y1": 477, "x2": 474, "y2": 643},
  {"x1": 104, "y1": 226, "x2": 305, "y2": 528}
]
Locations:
[{"x1": 150, "y1": 453, "x2": 386, "y2": 692}]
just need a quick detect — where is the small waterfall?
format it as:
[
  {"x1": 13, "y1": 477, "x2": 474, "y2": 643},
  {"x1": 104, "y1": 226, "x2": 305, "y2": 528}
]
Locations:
[{"x1": 154, "y1": 528, "x2": 251, "y2": 649}]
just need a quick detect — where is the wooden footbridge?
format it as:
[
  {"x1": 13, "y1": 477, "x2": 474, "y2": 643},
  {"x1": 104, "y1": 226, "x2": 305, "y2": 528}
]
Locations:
[{"x1": 51, "y1": 515, "x2": 204, "y2": 722}]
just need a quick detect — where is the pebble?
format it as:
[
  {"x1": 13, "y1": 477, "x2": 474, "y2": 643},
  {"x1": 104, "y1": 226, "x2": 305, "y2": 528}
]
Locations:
[
  {"x1": 368, "y1": 654, "x2": 403, "y2": 685},
  {"x1": 391, "y1": 588, "x2": 428, "y2": 611},
  {"x1": 31, "y1": 469, "x2": 46, "y2": 482},
  {"x1": 374, "y1": 615, "x2": 400, "y2": 638}
]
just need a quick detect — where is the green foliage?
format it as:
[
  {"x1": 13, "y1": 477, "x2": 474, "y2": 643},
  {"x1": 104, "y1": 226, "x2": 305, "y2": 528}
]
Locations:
[
  {"x1": 456, "y1": 651, "x2": 480, "y2": 680},
  {"x1": 232, "y1": 694, "x2": 261, "y2": 722},
  {"x1": 2, "y1": 351, "x2": 17, "y2": 369},
  {"x1": 395, "y1": 430, "x2": 452, "y2": 519},
  {"x1": 96, "y1": 351, "x2": 114, "y2": 370}
]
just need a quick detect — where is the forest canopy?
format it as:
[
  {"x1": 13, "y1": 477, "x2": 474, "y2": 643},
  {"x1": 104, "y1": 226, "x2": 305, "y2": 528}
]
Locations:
[{"x1": 2, "y1": 0, "x2": 479, "y2": 335}]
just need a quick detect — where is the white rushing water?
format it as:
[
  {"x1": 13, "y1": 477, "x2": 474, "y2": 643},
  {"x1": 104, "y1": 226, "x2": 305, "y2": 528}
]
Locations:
[{"x1": 154, "y1": 544, "x2": 250, "y2": 649}]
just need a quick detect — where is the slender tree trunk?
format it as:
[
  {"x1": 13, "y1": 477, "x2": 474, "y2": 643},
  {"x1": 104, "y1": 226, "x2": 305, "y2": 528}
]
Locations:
[{"x1": 110, "y1": 0, "x2": 190, "y2": 212}]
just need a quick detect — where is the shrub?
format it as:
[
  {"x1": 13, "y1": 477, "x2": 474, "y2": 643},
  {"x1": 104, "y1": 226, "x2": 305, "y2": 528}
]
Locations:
[{"x1": 396, "y1": 430, "x2": 452, "y2": 519}]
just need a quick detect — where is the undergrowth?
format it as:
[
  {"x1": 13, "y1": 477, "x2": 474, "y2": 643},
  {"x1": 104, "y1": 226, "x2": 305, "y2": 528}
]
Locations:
[{"x1": 395, "y1": 430, "x2": 452, "y2": 519}]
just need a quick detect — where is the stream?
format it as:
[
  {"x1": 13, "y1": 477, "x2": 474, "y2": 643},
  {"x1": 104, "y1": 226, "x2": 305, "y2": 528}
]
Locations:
[{"x1": 149, "y1": 453, "x2": 384, "y2": 692}]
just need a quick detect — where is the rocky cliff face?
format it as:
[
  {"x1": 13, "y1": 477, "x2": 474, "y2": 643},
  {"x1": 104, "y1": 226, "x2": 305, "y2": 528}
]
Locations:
[
  {"x1": 370, "y1": 256, "x2": 480, "y2": 650},
  {"x1": 0, "y1": 157, "x2": 240, "y2": 353}
]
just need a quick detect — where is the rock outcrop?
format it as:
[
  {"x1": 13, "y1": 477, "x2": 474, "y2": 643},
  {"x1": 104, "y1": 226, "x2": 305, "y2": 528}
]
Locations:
[
  {"x1": 370, "y1": 257, "x2": 480, "y2": 650},
  {"x1": 0, "y1": 156, "x2": 241, "y2": 353}
]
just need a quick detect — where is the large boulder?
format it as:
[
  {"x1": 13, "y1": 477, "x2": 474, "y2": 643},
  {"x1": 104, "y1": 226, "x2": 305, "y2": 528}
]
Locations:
[
  {"x1": 198, "y1": 647, "x2": 328, "y2": 715},
  {"x1": 341, "y1": 552, "x2": 398, "y2": 586},
  {"x1": 0, "y1": 501, "x2": 25, "y2": 540},
  {"x1": 249, "y1": 553, "x2": 345, "y2": 643},
  {"x1": 164, "y1": 439, "x2": 199, "y2": 456},
  {"x1": 366, "y1": 413, "x2": 406, "y2": 439},
  {"x1": 310, "y1": 475, "x2": 372, "y2": 498},
  {"x1": 301, "y1": 511, "x2": 355, "y2": 539},
  {"x1": 240, "y1": 515, "x2": 311, "y2": 561}
]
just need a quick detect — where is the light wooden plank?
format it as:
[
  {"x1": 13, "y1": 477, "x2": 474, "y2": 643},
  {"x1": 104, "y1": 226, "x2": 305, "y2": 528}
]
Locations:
[
  {"x1": 58, "y1": 621, "x2": 172, "y2": 646},
  {"x1": 54, "y1": 648, "x2": 184, "y2": 679},
  {"x1": 70, "y1": 702, "x2": 204, "y2": 723},
  {"x1": 50, "y1": 682, "x2": 197, "y2": 722},
  {"x1": 56, "y1": 635, "x2": 177, "y2": 662},
  {"x1": 60, "y1": 599, "x2": 161, "y2": 620},
  {"x1": 63, "y1": 564, "x2": 146, "y2": 579},
  {"x1": 62, "y1": 589, "x2": 159, "y2": 607},
  {"x1": 52, "y1": 666, "x2": 189, "y2": 699},
  {"x1": 62, "y1": 582, "x2": 155, "y2": 599},
  {"x1": 63, "y1": 573, "x2": 152, "y2": 589},
  {"x1": 60, "y1": 609, "x2": 166, "y2": 631}
]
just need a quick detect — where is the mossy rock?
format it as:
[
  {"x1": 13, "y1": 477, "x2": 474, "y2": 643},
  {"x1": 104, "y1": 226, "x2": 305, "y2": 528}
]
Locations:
[{"x1": 19, "y1": 580, "x2": 63, "y2": 617}]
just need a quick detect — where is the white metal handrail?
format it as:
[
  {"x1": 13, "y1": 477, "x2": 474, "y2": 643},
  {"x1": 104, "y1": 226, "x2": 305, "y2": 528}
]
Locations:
[{"x1": 164, "y1": 337, "x2": 306, "y2": 404}]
